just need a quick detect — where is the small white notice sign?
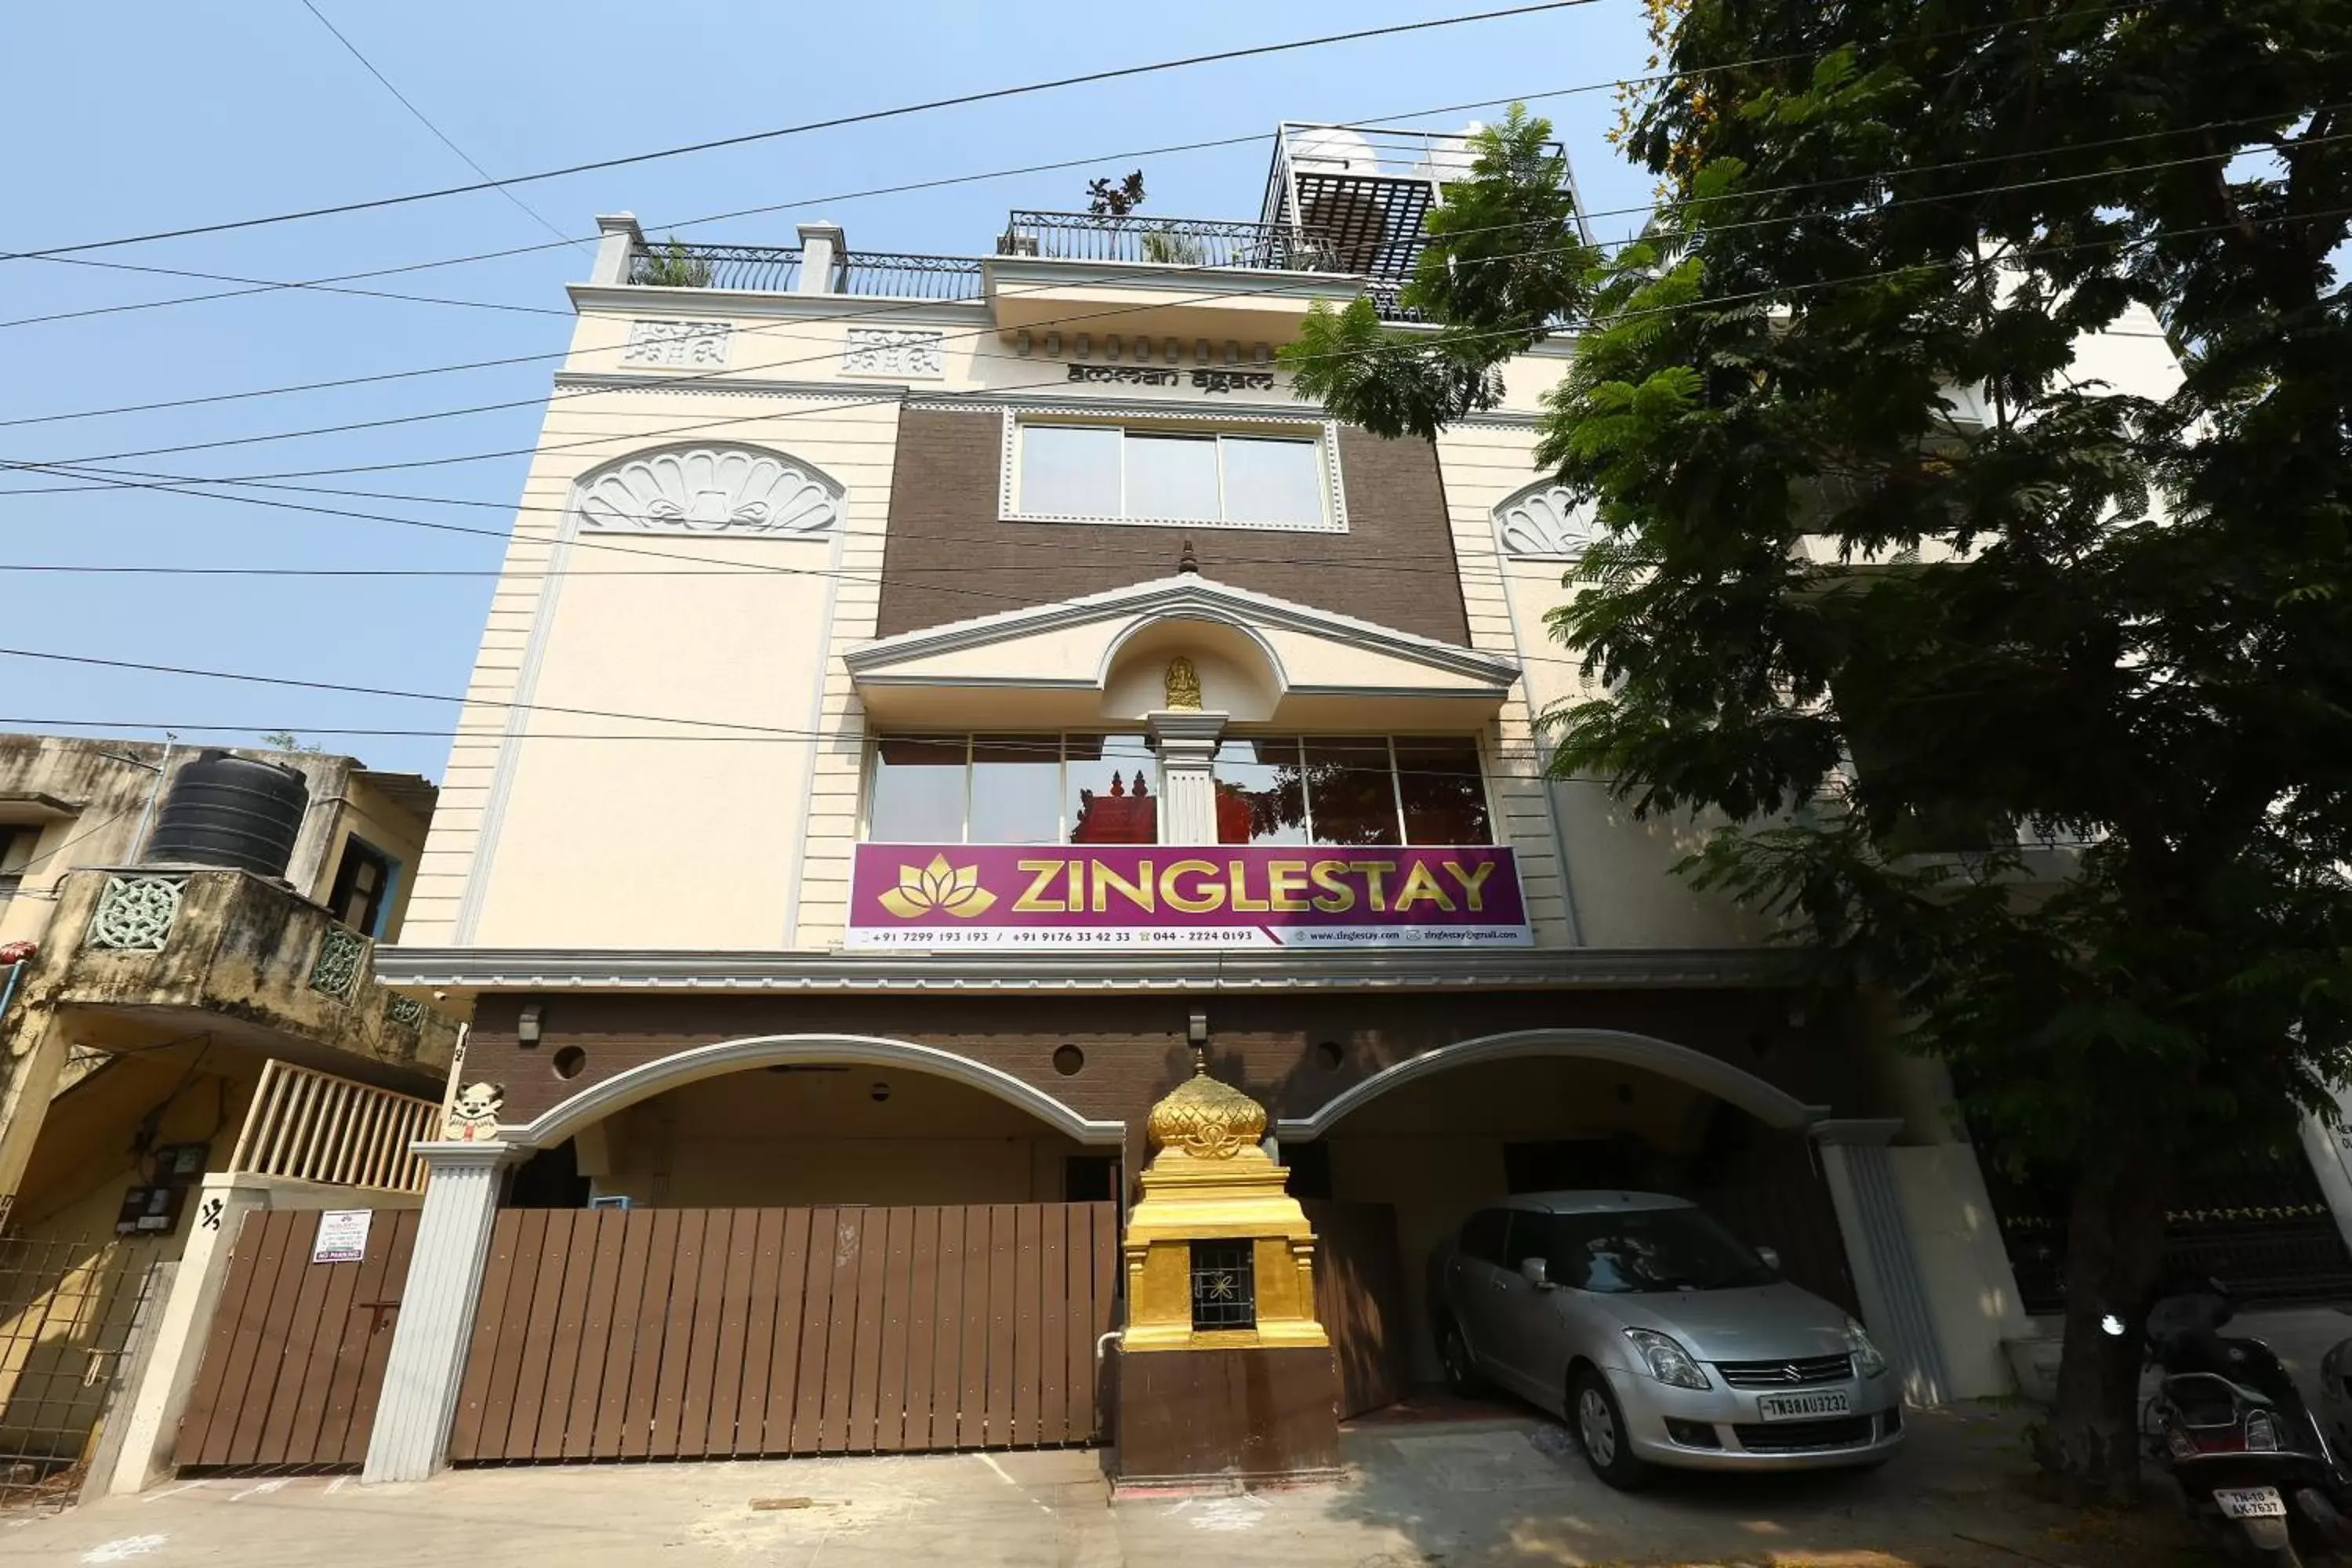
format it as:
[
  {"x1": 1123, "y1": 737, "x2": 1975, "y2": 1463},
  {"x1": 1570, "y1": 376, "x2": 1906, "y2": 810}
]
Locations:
[{"x1": 313, "y1": 1209, "x2": 372, "y2": 1265}]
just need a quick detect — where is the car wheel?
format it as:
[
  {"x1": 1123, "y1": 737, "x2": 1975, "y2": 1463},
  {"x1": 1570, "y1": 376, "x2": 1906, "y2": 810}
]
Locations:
[
  {"x1": 1570, "y1": 1369, "x2": 1653, "y2": 1490},
  {"x1": 1439, "y1": 1319, "x2": 1486, "y2": 1397}
]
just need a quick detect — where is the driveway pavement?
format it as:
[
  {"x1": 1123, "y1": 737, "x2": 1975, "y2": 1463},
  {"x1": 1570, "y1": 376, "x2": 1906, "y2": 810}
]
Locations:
[{"x1": 2, "y1": 1402, "x2": 2199, "y2": 1568}]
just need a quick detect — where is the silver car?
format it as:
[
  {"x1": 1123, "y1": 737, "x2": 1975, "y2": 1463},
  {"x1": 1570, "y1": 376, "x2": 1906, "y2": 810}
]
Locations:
[{"x1": 1429, "y1": 1191, "x2": 1903, "y2": 1486}]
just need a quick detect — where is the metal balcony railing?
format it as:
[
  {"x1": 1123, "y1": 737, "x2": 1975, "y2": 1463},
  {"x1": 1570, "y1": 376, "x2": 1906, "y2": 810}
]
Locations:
[
  {"x1": 628, "y1": 241, "x2": 804, "y2": 291},
  {"x1": 996, "y1": 210, "x2": 1349, "y2": 273},
  {"x1": 628, "y1": 241, "x2": 982, "y2": 299},
  {"x1": 837, "y1": 250, "x2": 984, "y2": 299}
]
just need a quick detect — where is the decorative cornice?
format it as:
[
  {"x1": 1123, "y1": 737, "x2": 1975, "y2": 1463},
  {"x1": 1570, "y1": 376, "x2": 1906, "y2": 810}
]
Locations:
[
  {"x1": 553, "y1": 371, "x2": 908, "y2": 401},
  {"x1": 373, "y1": 945, "x2": 1795, "y2": 994},
  {"x1": 982, "y1": 256, "x2": 1366, "y2": 310},
  {"x1": 844, "y1": 572, "x2": 1519, "y2": 690},
  {"x1": 568, "y1": 282, "x2": 989, "y2": 328}
]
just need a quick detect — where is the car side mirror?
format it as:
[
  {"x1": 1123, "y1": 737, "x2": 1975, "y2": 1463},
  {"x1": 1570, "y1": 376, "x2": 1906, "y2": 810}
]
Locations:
[
  {"x1": 1519, "y1": 1256, "x2": 1553, "y2": 1290},
  {"x1": 1755, "y1": 1246, "x2": 1781, "y2": 1273}
]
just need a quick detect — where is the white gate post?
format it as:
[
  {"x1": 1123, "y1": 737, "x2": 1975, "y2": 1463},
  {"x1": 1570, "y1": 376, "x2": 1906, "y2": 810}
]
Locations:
[
  {"x1": 362, "y1": 1142, "x2": 520, "y2": 1483},
  {"x1": 1813, "y1": 1117, "x2": 1952, "y2": 1406}
]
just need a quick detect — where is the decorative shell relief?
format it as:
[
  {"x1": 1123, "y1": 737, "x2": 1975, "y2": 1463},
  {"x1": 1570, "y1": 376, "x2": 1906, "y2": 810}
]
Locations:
[
  {"x1": 1495, "y1": 481, "x2": 1597, "y2": 560},
  {"x1": 578, "y1": 445, "x2": 841, "y2": 535},
  {"x1": 1147, "y1": 1070, "x2": 1269, "y2": 1160}
]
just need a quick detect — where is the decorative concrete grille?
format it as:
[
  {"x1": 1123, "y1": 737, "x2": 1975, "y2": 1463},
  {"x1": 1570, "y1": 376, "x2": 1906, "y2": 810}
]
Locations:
[
  {"x1": 384, "y1": 992, "x2": 426, "y2": 1028},
  {"x1": 85, "y1": 874, "x2": 187, "y2": 951},
  {"x1": 308, "y1": 924, "x2": 369, "y2": 999}
]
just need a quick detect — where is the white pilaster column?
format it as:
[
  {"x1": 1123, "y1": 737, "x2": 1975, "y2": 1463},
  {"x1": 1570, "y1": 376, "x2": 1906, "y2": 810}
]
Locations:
[
  {"x1": 797, "y1": 221, "x2": 844, "y2": 293},
  {"x1": 361, "y1": 1142, "x2": 521, "y2": 1483},
  {"x1": 2299, "y1": 1100, "x2": 2352, "y2": 1258},
  {"x1": 1813, "y1": 1118, "x2": 1951, "y2": 1406},
  {"x1": 1146, "y1": 711, "x2": 1228, "y2": 845},
  {"x1": 590, "y1": 213, "x2": 643, "y2": 285}
]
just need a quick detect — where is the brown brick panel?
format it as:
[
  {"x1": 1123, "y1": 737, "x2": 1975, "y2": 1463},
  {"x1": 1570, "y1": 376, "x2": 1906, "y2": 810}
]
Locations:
[{"x1": 874, "y1": 409, "x2": 1472, "y2": 644}]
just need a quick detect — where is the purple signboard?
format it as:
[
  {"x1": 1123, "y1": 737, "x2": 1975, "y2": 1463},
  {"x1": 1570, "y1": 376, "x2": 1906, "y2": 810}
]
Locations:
[{"x1": 846, "y1": 843, "x2": 1531, "y2": 950}]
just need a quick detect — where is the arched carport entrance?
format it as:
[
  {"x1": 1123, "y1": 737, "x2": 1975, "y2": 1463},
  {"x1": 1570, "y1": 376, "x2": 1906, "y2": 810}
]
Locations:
[
  {"x1": 1275, "y1": 1030, "x2": 1850, "y2": 1405},
  {"x1": 445, "y1": 1037, "x2": 1124, "y2": 1465}
]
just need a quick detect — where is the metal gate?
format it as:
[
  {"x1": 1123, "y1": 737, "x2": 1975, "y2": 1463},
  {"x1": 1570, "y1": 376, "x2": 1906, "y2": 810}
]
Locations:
[
  {"x1": 448, "y1": 1203, "x2": 1119, "y2": 1464},
  {"x1": 2, "y1": 1236, "x2": 156, "y2": 1505},
  {"x1": 174, "y1": 1209, "x2": 419, "y2": 1472}
]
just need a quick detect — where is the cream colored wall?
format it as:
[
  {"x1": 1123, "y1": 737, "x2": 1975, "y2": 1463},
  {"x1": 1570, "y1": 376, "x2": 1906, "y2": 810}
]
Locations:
[
  {"x1": 400, "y1": 354, "x2": 901, "y2": 948},
  {"x1": 584, "y1": 1066, "x2": 1086, "y2": 1209}
]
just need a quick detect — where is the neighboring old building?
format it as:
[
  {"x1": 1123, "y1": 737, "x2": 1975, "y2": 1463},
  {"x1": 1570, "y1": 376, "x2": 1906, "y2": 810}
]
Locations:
[
  {"x1": 151, "y1": 121, "x2": 2333, "y2": 1485},
  {"x1": 0, "y1": 733, "x2": 457, "y2": 1498}
]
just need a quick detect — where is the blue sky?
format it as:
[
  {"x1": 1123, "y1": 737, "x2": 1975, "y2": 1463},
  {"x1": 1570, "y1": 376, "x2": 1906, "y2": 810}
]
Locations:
[{"x1": 0, "y1": 1, "x2": 1654, "y2": 782}]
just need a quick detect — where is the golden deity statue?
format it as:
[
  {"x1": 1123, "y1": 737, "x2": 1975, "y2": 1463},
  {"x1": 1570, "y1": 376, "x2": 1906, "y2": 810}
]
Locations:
[{"x1": 1163, "y1": 655, "x2": 1203, "y2": 710}]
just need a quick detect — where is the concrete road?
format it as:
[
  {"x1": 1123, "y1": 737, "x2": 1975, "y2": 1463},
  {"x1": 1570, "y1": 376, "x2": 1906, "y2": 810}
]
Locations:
[{"x1": 2, "y1": 1406, "x2": 2195, "y2": 1568}]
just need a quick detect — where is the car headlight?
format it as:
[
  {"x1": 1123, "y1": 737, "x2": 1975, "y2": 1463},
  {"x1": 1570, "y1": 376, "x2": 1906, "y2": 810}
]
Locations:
[
  {"x1": 1624, "y1": 1328, "x2": 1711, "y2": 1390},
  {"x1": 1846, "y1": 1318, "x2": 1889, "y2": 1378}
]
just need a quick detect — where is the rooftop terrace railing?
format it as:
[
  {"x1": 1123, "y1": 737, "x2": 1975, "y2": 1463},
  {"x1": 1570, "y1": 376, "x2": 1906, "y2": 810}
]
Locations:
[{"x1": 995, "y1": 210, "x2": 1348, "y2": 273}]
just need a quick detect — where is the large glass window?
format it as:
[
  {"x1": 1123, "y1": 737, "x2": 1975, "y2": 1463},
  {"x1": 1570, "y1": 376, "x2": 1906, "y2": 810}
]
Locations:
[
  {"x1": 1017, "y1": 425, "x2": 1120, "y2": 516},
  {"x1": 1214, "y1": 737, "x2": 1492, "y2": 846},
  {"x1": 1066, "y1": 734, "x2": 1160, "y2": 844},
  {"x1": 868, "y1": 734, "x2": 1158, "y2": 844},
  {"x1": 966, "y1": 735, "x2": 1061, "y2": 844},
  {"x1": 866, "y1": 736, "x2": 968, "y2": 842},
  {"x1": 873, "y1": 733, "x2": 1492, "y2": 845},
  {"x1": 1014, "y1": 423, "x2": 1330, "y2": 528},
  {"x1": 1210, "y1": 738, "x2": 1308, "y2": 845}
]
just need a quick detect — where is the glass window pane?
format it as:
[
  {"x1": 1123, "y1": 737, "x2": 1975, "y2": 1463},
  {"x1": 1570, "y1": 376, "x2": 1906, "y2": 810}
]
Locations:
[
  {"x1": 1123, "y1": 434, "x2": 1220, "y2": 521},
  {"x1": 1020, "y1": 425, "x2": 1120, "y2": 515},
  {"x1": 1396, "y1": 740, "x2": 1491, "y2": 844},
  {"x1": 1067, "y1": 734, "x2": 1160, "y2": 844},
  {"x1": 868, "y1": 736, "x2": 967, "y2": 841},
  {"x1": 1213, "y1": 738, "x2": 1307, "y2": 845},
  {"x1": 967, "y1": 735, "x2": 1062, "y2": 844},
  {"x1": 1221, "y1": 437, "x2": 1324, "y2": 526},
  {"x1": 1302, "y1": 737, "x2": 1401, "y2": 846}
]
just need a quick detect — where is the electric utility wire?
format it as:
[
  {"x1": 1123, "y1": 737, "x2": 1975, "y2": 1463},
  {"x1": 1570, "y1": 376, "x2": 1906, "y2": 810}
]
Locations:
[
  {"x1": 0, "y1": 718, "x2": 1585, "y2": 776},
  {"x1": 6, "y1": 183, "x2": 2318, "y2": 598},
  {"x1": 0, "y1": 2, "x2": 1599, "y2": 263},
  {"x1": 296, "y1": 0, "x2": 583, "y2": 251},
  {"x1": 0, "y1": 0, "x2": 2151, "y2": 337},
  {"x1": 20, "y1": 118, "x2": 2332, "y2": 477},
  {"x1": 6, "y1": 193, "x2": 2335, "y2": 631}
]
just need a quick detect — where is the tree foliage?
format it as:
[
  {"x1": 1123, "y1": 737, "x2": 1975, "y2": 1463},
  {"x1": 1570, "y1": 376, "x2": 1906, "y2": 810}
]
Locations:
[{"x1": 1285, "y1": 2, "x2": 2352, "y2": 1500}]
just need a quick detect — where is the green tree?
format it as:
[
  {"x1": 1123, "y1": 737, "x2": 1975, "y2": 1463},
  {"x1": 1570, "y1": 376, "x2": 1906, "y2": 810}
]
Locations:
[{"x1": 1284, "y1": 6, "x2": 2352, "y2": 1501}]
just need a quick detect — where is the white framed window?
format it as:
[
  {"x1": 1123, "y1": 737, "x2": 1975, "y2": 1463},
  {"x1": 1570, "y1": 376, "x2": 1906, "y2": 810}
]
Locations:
[{"x1": 1000, "y1": 413, "x2": 1347, "y2": 533}]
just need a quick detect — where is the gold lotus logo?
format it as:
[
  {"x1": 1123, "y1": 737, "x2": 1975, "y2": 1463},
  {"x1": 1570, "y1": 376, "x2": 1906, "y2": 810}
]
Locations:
[{"x1": 877, "y1": 854, "x2": 998, "y2": 919}]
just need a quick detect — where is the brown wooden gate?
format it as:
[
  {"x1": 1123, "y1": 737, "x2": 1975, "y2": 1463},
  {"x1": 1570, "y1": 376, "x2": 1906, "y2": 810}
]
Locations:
[
  {"x1": 1305, "y1": 1200, "x2": 1410, "y2": 1419},
  {"x1": 175, "y1": 1208, "x2": 419, "y2": 1471},
  {"x1": 448, "y1": 1203, "x2": 1118, "y2": 1463}
]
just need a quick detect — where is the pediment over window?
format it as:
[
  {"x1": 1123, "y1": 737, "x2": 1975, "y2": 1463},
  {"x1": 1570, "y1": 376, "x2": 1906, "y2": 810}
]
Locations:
[
  {"x1": 846, "y1": 573, "x2": 1519, "y2": 728},
  {"x1": 575, "y1": 443, "x2": 843, "y2": 536}
]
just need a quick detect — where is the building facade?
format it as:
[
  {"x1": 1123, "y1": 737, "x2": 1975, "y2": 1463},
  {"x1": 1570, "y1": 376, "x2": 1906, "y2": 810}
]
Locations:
[
  {"x1": 354, "y1": 124, "x2": 2281, "y2": 1479},
  {"x1": 0, "y1": 733, "x2": 456, "y2": 1498}
]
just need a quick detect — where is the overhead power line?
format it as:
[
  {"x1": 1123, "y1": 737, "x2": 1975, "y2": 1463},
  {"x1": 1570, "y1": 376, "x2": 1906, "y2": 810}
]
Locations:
[
  {"x1": 11, "y1": 120, "x2": 2325, "y2": 479},
  {"x1": 296, "y1": 0, "x2": 583, "y2": 250},
  {"x1": 1, "y1": 2, "x2": 1599, "y2": 262}
]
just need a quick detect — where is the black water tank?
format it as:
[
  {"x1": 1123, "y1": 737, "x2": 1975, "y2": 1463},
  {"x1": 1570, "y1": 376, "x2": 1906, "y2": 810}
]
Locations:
[{"x1": 144, "y1": 750, "x2": 310, "y2": 877}]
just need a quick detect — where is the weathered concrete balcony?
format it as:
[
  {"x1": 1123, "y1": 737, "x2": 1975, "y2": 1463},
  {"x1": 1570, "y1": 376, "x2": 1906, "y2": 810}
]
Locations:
[{"x1": 18, "y1": 866, "x2": 457, "y2": 1089}]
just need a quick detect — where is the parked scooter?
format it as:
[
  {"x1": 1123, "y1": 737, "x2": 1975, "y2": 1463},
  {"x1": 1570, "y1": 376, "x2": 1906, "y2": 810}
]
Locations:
[{"x1": 2135, "y1": 1279, "x2": 2352, "y2": 1565}]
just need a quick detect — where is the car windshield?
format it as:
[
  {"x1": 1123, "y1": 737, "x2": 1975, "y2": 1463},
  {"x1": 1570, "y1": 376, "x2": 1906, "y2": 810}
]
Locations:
[{"x1": 1544, "y1": 1207, "x2": 1776, "y2": 1294}]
